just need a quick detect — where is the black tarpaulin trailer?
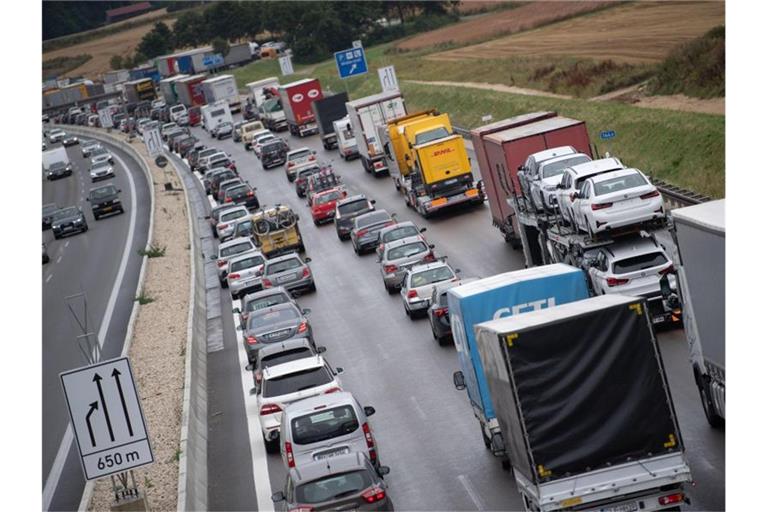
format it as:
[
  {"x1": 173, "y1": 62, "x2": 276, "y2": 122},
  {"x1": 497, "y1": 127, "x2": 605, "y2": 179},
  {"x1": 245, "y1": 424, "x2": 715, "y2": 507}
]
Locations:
[{"x1": 311, "y1": 92, "x2": 349, "y2": 149}]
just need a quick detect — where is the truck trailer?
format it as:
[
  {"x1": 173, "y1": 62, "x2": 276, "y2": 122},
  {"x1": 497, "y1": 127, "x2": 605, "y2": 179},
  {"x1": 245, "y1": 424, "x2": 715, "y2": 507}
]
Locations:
[
  {"x1": 158, "y1": 74, "x2": 189, "y2": 105},
  {"x1": 474, "y1": 294, "x2": 692, "y2": 512},
  {"x1": 345, "y1": 90, "x2": 407, "y2": 176},
  {"x1": 449, "y1": 265, "x2": 590, "y2": 468},
  {"x1": 278, "y1": 78, "x2": 323, "y2": 137},
  {"x1": 311, "y1": 92, "x2": 349, "y2": 150},
  {"x1": 176, "y1": 74, "x2": 207, "y2": 107},
  {"x1": 667, "y1": 199, "x2": 725, "y2": 427},
  {"x1": 201, "y1": 100, "x2": 233, "y2": 134},
  {"x1": 123, "y1": 78, "x2": 156, "y2": 103},
  {"x1": 202, "y1": 74, "x2": 241, "y2": 113}
]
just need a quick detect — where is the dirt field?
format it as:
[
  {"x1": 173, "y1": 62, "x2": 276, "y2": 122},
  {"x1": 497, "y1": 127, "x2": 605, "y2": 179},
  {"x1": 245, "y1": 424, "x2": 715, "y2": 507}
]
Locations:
[
  {"x1": 396, "y1": 1, "x2": 614, "y2": 51},
  {"x1": 43, "y1": 15, "x2": 177, "y2": 78},
  {"x1": 430, "y1": 1, "x2": 724, "y2": 63},
  {"x1": 456, "y1": 1, "x2": 516, "y2": 14}
]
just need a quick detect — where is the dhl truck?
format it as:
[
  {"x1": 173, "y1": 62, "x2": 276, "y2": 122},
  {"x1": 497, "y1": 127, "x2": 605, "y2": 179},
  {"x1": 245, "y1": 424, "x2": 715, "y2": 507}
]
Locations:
[{"x1": 384, "y1": 110, "x2": 484, "y2": 218}]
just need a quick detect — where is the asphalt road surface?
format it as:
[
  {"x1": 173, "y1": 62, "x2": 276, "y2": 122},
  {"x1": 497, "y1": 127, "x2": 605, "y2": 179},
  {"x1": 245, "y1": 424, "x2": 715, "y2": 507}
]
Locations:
[
  {"x1": 42, "y1": 135, "x2": 150, "y2": 512},
  {"x1": 190, "y1": 121, "x2": 724, "y2": 512}
]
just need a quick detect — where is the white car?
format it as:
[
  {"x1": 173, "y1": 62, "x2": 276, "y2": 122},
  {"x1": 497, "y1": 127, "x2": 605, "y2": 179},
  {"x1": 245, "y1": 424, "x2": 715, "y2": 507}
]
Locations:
[
  {"x1": 285, "y1": 147, "x2": 316, "y2": 181},
  {"x1": 90, "y1": 161, "x2": 115, "y2": 182},
  {"x1": 572, "y1": 167, "x2": 664, "y2": 236},
  {"x1": 253, "y1": 133, "x2": 277, "y2": 158},
  {"x1": 257, "y1": 355, "x2": 343, "y2": 449},
  {"x1": 48, "y1": 129, "x2": 65, "y2": 143},
  {"x1": 520, "y1": 146, "x2": 577, "y2": 203},
  {"x1": 555, "y1": 158, "x2": 625, "y2": 227},
  {"x1": 226, "y1": 250, "x2": 266, "y2": 300},
  {"x1": 216, "y1": 205, "x2": 250, "y2": 241},
  {"x1": 90, "y1": 147, "x2": 114, "y2": 166},
  {"x1": 528, "y1": 152, "x2": 592, "y2": 212},
  {"x1": 213, "y1": 237, "x2": 259, "y2": 287},
  {"x1": 400, "y1": 261, "x2": 459, "y2": 318},
  {"x1": 161, "y1": 122, "x2": 177, "y2": 139},
  {"x1": 250, "y1": 130, "x2": 273, "y2": 153},
  {"x1": 81, "y1": 140, "x2": 101, "y2": 158},
  {"x1": 199, "y1": 151, "x2": 228, "y2": 172}
]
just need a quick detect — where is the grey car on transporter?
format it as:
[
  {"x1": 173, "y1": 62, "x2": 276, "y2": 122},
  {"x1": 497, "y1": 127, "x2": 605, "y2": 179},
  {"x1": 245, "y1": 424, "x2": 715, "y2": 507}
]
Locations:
[
  {"x1": 262, "y1": 253, "x2": 316, "y2": 294},
  {"x1": 51, "y1": 206, "x2": 88, "y2": 239},
  {"x1": 334, "y1": 194, "x2": 375, "y2": 241},
  {"x1": 241, "y1": 302, "x2": 314, "y2": 364}
]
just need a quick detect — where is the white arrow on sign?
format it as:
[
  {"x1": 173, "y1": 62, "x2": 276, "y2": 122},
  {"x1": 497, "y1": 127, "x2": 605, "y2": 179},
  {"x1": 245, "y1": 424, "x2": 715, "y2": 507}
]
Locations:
[{"x1": 378, "y1": 66, "x2": 399, "y2": 93}]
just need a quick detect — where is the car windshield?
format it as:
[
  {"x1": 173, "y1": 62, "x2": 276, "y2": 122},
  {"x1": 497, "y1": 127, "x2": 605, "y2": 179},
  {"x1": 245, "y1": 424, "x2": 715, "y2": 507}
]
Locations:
[
  {"x1": 541, "y1": 155, "x2": 591, "y2": 178},
  {"x1": 411, "y1": 266, "x2": 454, "y2": 287},
  {"x1": 316, "y1": 190, "x2": 343, "y2": 205},
  {"x1": 260, "y1": 347, "x2": 313, "y2": 370},
  {"x1": 338, "y1": 200, "x2": 369, "y2": 216},
  {"x1": 291, "y1": 405, "x2": 359, "y2": 445},
  {"x1": 248, "y1": 307, "x2": 299, "y2": 330},
  {"x1": 50, "y1": 162, "x2": 66, "y2": 170},
  {"x1": 289, "y1": 150, "x2": 311, "y2": 161},
  {"x1": 221, "y1": 242, "x2": 254, "y2": 257},
  {"x1": 613, "y1": 252, "x2": 668, "y2": 274},
  {"x1": 383, "y1": 226, "x2": 419, "y2": 243},
  {"x1": 294, "y1": 470, "x2": 372, "y2": 504},
  {"x1": 53, "y1": 207, "x2": 79, "y2": 220},
  {"x1": 245, "y1": 292, "x2": 290, "y2": 312},
  {"x1": 262, "y1": 364, "x2": 331, "y2": 398},
  {"x1": 267, "y1": 258, "x2": 302, "y2": 274},
  {"x1": 221, "y1": 209, "x2": 247, "y2": 222},
  {"x1": 357, "y1": 211, "x2": 390, "y2": 228},
  {"x1": 90, "y1": 187, "x2": 117, "y2": 200},
  {"x1": 388, "y1": 241, "x2": 427, "y2": 260},
  {"x1": 594, "y1": 172, "x2": 648, "y2": 196}
]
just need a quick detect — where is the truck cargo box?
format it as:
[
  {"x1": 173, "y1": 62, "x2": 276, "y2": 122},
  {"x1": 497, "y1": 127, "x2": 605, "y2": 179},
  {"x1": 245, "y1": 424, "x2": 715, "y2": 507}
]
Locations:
[
  {"x1": 345, "y1": 90, "x2": 407, "y2": 172},
  {"x1": 474, "y1": 294, "x2": 685, "y2": 486},
  {"x1": 247, "y1": 77, "x2": 280, "y2": 107},
  {"x1": 311, "y1": 92, "x2": 349, "y2": 137},
  {"x1": 278, "y1": 78, "x2": 323, "y2": 136},
  {"x1": 176, "y1": 74, "x2": 207, "y2": 107},
  {"x1": 224, "y1": 43, "x2": 252, "y2": 67}
]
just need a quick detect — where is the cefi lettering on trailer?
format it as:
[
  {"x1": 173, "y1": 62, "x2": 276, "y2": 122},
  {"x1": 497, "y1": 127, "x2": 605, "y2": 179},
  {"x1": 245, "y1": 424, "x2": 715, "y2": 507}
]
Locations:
[{"x1": 493, "y1": 297, "x2": 556, "y2": 320}]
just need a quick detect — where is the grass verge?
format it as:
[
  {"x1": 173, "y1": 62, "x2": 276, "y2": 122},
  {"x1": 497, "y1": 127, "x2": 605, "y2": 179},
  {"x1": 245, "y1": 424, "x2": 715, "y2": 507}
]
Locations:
[{"x1": 43, "y1": 54, "x2": 92, "y2": 80}]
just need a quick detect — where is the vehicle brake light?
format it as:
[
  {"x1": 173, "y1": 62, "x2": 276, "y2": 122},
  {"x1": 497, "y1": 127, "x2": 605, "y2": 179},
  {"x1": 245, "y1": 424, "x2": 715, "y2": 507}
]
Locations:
[
  {"x1": 217, "y1": 260, "x2": 227, "y2": 267},
  {"x1": 324, "y1": 386, "x2": 341, "y2": 394},
  {"x1": 374, "y1": 161, "x2": 385, "y2": 169},
  {"x1": 309, "y1": 155, "x2": 316, "y2": 161},
  {"x1": 362, "y1": 422, "x2": 377, "y2": 462},
  {"x1": 591, "y1": 202, "x2": 613, "y2": 210},
  {"x1": 259, "y1": 403, "x2": 282, "y2": 415},
  {"x1": 423, "y1": 252, "x2": 436, "y2": 263},
  {"x1": 641, "y1": 190, "x2": 661, "y2": 199},
  {"x1": 659, "y1": 264, "x2": 675, "y2": 276},
  {"x1": 407, "y1": 290, "x2": 418, "y2": 299},
  {"x1": 287, "y1": 162, "x2": 294, "y2": 168},
  {"x1": 384, "y1": 264, "x2": 397, "y2": 274},
  {"x1": 356, "y1": 228, "x2": 368, "y2": 238},
  {"x1": 297, "y1": 320, "x2": 308, "y2": 333},
  {"x1": 225, "y1": 197, "x2": 233, "y2": 203},
  {"x1": 254, "y1": 370, "x2": 263, "y2": 383},
  {"x1": 247, "y1": 191, "x2": 254, "y2": 197},
  {"x1": 658, "y1": 493, "x2": 684, "y2": 506},
  {"x1": 228, "y1": 273, "x2": 240, "y2": 279},
  {"x1": 302, "y1": 267, "x2": 310, "y2": 278},
  {"x1": 362, "y1": 486, "x2": 386, "y2": 504},
  {"x1": 262, "y1": 278, "x2": 272, "y2": 287},
  {"x1": 285, "y1": 441, "x2": 295, "y2": 468},
  {"x1": 246, "y1": 336, "x2": 258, "y2": 345},
  {"x1": 606, "y1": 277, "x2": 630, "y2": 287},
  {"x1": 435, "y1": 307, "x2": 448, "y2": 317},
  {"x1": 289, "y1": 506, "x2": 314, "y2": 512}
]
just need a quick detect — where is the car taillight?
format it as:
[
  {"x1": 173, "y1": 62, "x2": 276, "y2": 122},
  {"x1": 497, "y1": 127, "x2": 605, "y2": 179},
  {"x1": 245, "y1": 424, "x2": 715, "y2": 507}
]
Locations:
[
  {"x1": 309, "y1": 155, "x2": 316, "y2": 161},
  {"x1": 659, "y1": 264, "x2": 675, "y2": 276},
  {"x1": 217, "y1": 223, "x2": 226, "y2": 229},
  {"x1": 591, "y1": 202, "x2": 613, "y2": 210},
  {"x1": 606, "y1": 277, "x2": 630, "y2": 287},
  {"x1": 228, "y1": 273, "x2": 240, "y2": 279},
  {"x1": 302, "y1": 267, "x2": 310, "y2": 278},
  {"x1": 324, "y1": 386, "x2": 341, "y2": 394},
  {"x1": 423, "y1": 252, "x2": 436, "y2": 263},
  {"x1": 225, "y1": 197, "x2": 233, "y2": 203},
  {"x1": 289, "y1": 507, "x2": 314, "y2": 512},
  {"x1": 356, "y1": 228, "x2": 368, "y2": 238},
  {"x1": 285, "y1": 441, "x2": 295, "y2": 468},
  {"x1": 247, "y1": 190, "x2": 254, "y2": 197},
  {"x1": 407, "y1": 290, "x2": 418, "y2": 299},
  {"x1": 254, "y1": 370, "x2": 263, "y2": 382},
  {"x1": 217, "y1": 260, "x2": 227, "y2": 267},
  {"x1": 658, "y1": 493, "x2": 684, "y2": 506},
  {"x1": 262, "y1": 278, "x2": 272, "y2": 287},
  {"x1": 641, "y1": 190, "x2": 660, "y2": 199},
  {"x1": 362, "y1": 422, "x2": 377, "y2": 462},
  {"x1": 435, "y1": 307, "x2": 448, "y2": 317},
  {"x1": 297, "y1": 320, "x2": 308, "y2": 333},
  {"x1": 287, "y1": 162, "x2": 294, "y2": 168},
  {"x1": 384, "y1": 264, "x2": 397, "y2": 274},
  {"x1": 259, "y1": 403, "x2": 281, "y2": 415},
  {"x1": 246, "y1": 336, "x2": 258, "y2": 345},
  {"x1": 374, "y1": 161, "x2": 385, "y2": 169},
  {"x1": 362, "y1": 486, "x2": 386, "y2": 504}
]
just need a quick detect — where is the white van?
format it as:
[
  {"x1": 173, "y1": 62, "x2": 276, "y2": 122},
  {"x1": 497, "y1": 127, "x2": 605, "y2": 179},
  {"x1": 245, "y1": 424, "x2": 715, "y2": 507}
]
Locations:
[
  {"x1": 333, "y1": 117, "x2": 358, "y2": 161},
  {"x1": 201, "y1": 100, "x2": 233, "y2": 134}
]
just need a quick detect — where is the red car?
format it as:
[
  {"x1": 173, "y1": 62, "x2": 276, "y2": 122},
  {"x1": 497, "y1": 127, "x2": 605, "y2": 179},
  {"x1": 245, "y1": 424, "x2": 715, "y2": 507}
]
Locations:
[
  {"x1": 188, "y1": 106, "x2": 201, "y2": 127},
  {"x1": 310, "y1": 187, "x2": 347, "y2": 225}
]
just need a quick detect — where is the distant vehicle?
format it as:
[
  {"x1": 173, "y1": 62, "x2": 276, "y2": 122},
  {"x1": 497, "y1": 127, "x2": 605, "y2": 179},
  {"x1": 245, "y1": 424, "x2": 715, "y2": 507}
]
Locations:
[
  {"x1": 311, "y1": 92, "x2": 349, "y2": 150},
  {"x1": 400, "y1": 261, "x2": 459, "y2": 318},
  {"x1": 261, "y1": 139, "x2": 289, "y2": 169},
  {"x1": 262, "y1": 253, "x2": 315, "y2": 294},
  {"x1": 193, "y1": 148, "x2": 221, "y2": 173},
  {"x1": 554, "y1": 158, "x2": 625, "y2": 227},
  {"x1": 48, "y1": 129, "x2": 65, "y2": 143},
  {"x1": 216, "y1": 178, "x2": 245, "y2": 205},
  {"x1": 240, "y1": 121, "x2": 267, "y2": 149},
  {"x1": 278, "y1": 78, "x2": 323, "y2": 137},
  {"x1": 334, "y1": 195, "x2": 375, "y2": 241},
  {"x1": 169, "y1": 104, "x2": 188, "y2": 125},
  {"x1": 80, "y1": 140, "x2": 101, "y2": 158},
  {"x1": 42, "y1": 203, "x2": 58, "y2": 230},
  {"x1": 209, "y1": 169, "x2": 239, "y2": 198},
  {"x1": 379, "y1": 236, "x2": 435, "y2": 294},
  {"x1": 253, "y1": 133, "x2": 277, "y2": 159},
  {"x1": 293, "y1": 163, "x2": 322, "y2": 198},
  {"x1": 242, "y1": 302, "x2": 314, "y2": 364},
  {"x1": 43, "y1": 243, "x2": 50, "y2": 264},
  {"x1": 271, "y1": 452, "x2": 391, "y2": 511},
  {"x1": 201, "y1": 100, "x2": 233, "y2": 134},
  {"x1": 224, "y1": 182, "x2": 260, "y2": 211},
  {"x1": 61, "y1": 134, "x2": 80, "y2": 146},
  {"x1": 87, "y1": 184, "x2": 124, "y2": 220},
  {"x1": 231, "y1": 217, "x2": 254, "y2": 241},
  {"x1": 90, "y1": 161, "x2": 115, "y2": 182},
  {"x1": 251, "y1": 205, "x2": 304, "y2": 258},
  {"x1": 216, "y1": 206, "x2": 250, "y2": 240},
  {"x1": 350, "y1": 210, "x2": 395, "y2": 255},
  {"x1": 234, "y1": 286, "x2": 294, "y2": 329},
  {"x1": 427, "y1": 278, "x2": 477, "y2": 345},
  {"x1": 346, "y1": 90, "x2": 406, "y2": 174},
  {"x1": 213, "y1": 237, "x2": 259, "y2": 287},
  {"x1": 90, "y1": 147, "x2": 114, "y2": 166},
  {"x1": 523, "y1": 148, "x2": 591, "y2": 212},
  {"x1": 51, "y1": 206, "x2": 88, "y2": 239},
  {"x1": 306, "y1": 169, "x2": 343, "y2": 206},
  {"x1": 232, "y1": 120, "x2": 246, "y2": 142},
  {"x1": 206, "y1": 203, "x2": 234, "y2": 238},
  {"x1": 375, "y1": 221, "x2": 426, "y2": 258},
  {"x1": 310, "y1": 187, "x2": 346, "y2": 225},
  {"x1": 334, "y1": 117, "x2": 359, "y2": 161},
  {"x1": 226, "y1": 251, "x2": 267, "y2": 300},
  {"x1": 46, "y1": 161, "x2": 72, "y2": 180},
  {"x1": 212, "y1": 121, "x2": 234, "y2": 140}
]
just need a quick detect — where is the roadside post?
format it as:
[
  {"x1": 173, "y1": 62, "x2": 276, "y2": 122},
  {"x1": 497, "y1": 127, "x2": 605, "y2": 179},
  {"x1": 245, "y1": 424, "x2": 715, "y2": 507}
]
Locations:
[{"x1": 597, "y1": 129, "x2": 616, "y2": 158}]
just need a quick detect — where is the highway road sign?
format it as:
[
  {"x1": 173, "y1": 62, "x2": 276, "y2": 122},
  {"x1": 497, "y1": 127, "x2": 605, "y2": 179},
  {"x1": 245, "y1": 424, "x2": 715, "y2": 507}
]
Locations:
[
  {"x1": 335, "y1": 47, "x2": 368, "y2": 79},
  {"x1": 98, "y1": 109, "x2": 112, "y2": 129},
  {"x1": 60, "y1": 357, "x2": 153, "y2": 480},
  {"x1": 144, "y1": 127, "x2": 163, "y2": 156},
  {"x1": 279, "y1": 55, "x2": 294, "y2": 76},
  {"x1": 378, "y1": 66, "x2": 399, "y2": 93},
  {"x1": 352, "y1": 40, "x2": 363, "y2": 49},
  {"x1": 600, "y1": 130, "x2": 616, "y2": 140}
]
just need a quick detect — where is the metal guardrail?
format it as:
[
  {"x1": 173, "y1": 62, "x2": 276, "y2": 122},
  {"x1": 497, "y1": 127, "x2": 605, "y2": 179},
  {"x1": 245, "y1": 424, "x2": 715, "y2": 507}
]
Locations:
[{"x1": 454, "y1": 124, "x2": 710, "y2": 208}]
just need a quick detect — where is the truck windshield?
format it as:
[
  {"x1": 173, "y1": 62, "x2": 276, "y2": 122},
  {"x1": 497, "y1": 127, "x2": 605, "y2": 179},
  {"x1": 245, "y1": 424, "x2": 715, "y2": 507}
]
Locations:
[{"x1": 415, "y1": 127, "x2": 450, "y2": 145}]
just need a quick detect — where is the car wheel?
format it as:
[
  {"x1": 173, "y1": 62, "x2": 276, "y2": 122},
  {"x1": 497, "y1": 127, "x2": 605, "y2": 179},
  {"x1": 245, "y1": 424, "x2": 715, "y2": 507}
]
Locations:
[
  {"x1": 82, "y1": 223, "x2": 88, "y2": 232},
  {"x1": 313, "y1": 219, "x2": 320, "y2": 226},
  {"x1": 309, "y1": 282, "x2": 317, "y2": 292},
  {"x1": 94, "y1": 214, "x2": 101, "y2": 221},
  {"x1": 264, "y1": 436, "x2": 280, "y2": 454},
  {"x1": 337, "y1": 232, "x2": 344, "y2": 241},
  {"x1": 353, "y1": 244, "x2": 359, "y2": 255},
  {"x1": 118, "y1": 207, "x2": 125, "y2": 214},
  {"x1": 53, "y1": 233, "x2": 61, "y2": 240},
  {"x1": 404, "y1": 303, "x2": 411, "y2": 318},
  {"x1": 220, "y1": 278, "x2": 227, "y2": 289}
]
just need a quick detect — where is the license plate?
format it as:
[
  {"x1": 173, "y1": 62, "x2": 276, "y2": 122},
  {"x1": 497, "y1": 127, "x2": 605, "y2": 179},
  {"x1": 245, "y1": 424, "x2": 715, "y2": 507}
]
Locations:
[
  {"x1": 103, "y1": 207, "x2": 112, "y2": 212},
  {"x1": 600, "y1": 502, "x2": 639, "y2": 512},
  {"x1": 652, "y1": 315, "x2": 665, "y2": 324},
  {"x1": 278, "y1": 275, "x2": 294, "y2": 283},
  {"x1": 466, "y1": 188, "x2": 479, "y2": 197},
  {"x1": 314, "y1": 447, "x2": 349, "y2": 460}
]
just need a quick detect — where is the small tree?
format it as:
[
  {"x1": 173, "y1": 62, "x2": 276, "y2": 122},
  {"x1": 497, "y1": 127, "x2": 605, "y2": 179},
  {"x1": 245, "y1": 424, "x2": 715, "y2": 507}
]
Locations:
[
  {"x1": 109, "y1": 55, "x2": 124, "y2": 70},
  {"x1": 212, "y1": 36, "x2": 231, "y2": 57}
]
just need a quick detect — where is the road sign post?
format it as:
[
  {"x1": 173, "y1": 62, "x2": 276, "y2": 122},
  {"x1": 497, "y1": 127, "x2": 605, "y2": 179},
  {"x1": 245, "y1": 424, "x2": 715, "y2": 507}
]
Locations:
[
  {"x1": 98, "y1": 109, "x2": 112, "y2": 130},
  {"x1": 60, "y1": 357, "x2": 154, "y2": 481},
  {"x1": 335, "y1": 47, "x2": 368, "y2": 80},
  {"x1": 377, "y1": 65, "x2": 399, "y2": 93},
  {"x1": 143, "y1": 127, "x2": 163, "y2": 156},
  {"x1": 279, "y1": 55, "x2": 294, "y2": 76}
]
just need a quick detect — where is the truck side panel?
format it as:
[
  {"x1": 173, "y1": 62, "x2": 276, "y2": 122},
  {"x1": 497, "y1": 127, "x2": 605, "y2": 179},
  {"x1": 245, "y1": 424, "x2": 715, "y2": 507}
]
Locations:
[
  {"x1": 483, "y1": 140, "x2": 527, "y2": 221},
  {"x1": 542, "y1": 123, "x2": 593, "y2": 158},
  {"x1": 311, "y1": 92, "x2": 349, "y2": 136},
  {"x1": 499, "y1": 135, "x2": 548, "y2": 197},
  {"x1": 280, "y1": 79, "x2": 322, "y2": 125}
]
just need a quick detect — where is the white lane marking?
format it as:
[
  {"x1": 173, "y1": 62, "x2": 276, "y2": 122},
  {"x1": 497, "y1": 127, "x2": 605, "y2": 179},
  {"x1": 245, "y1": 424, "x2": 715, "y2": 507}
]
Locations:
[
  {"x1": 46, "y1": 274, "x2": 53, "y2": 283},
  {"x1": 458, "y1": 474, "x2": 484, "y2": 511},
  {"x1": 64, "y1": 241, "x2": 70, "y2": 249},
  {"x1": 409, "y1": 396, "x2": 428, "y2": 421},
  {"x1": 56, "y1": 255, "x2": 63, "y2": 264},
  {"x1": 42, "y1": 146, "x2": 139, "y2": 511}
]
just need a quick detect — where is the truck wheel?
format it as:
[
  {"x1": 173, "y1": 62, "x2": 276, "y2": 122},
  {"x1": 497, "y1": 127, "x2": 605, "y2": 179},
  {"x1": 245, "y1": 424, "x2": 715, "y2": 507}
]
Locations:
[
  {"x1": 501, "y1": 457, "x2": 511, "y2": 471},
  {"x1": 696, "y1": 371, "x2": 724, "y2": 428},
  {"x1": 481, "y1": 425, "x2": 491, "y2": 449}
]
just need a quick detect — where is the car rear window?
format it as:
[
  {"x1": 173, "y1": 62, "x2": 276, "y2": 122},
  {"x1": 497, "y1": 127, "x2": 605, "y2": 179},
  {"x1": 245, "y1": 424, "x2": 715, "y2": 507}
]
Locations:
[
  {"x1": 315, "y1": 190, "x2": 343, "y2": 205},
  {"x1": 231, "y1": 254, "x2": 264, "y2": 272},
  {"x1": 541, "y1": 155, "x2": 591, "y2": 178},
  {"x1": 387, "y1": 241, "x2": 428, "y2": 260},
  {"x1": 291, "y1": 405, "x2": 359, "y2": 445},
  {"x1": 221, "y1": 242, "x2": 254, "y2": 257},
  {"x1": 383, "y1": 226, "x2": 419, "y2": 244},
  {"x1": 226, "y1": 185, "x2": 249, "y2": 196},
  {"x1": 612, "y1": 252, "x2": 668, "y2": 275},
  {"x1": 338, "y1": 200, "x2": 369, "y2": 216},
  {"x1": 221, "y1": 209, "x2": 247, "y2": 222},
  {"x1": 410, "y1": 266, "x2": 454, "y2": 287},
  {"x1": 248, "y1": 307, "x2": 299, "y2": 330},
  {"x1": 260, "y1": 347, "x2": 313, "y2": 371},
  {"x1": 294, "y1": 470, "x2": 373, "y2": 504},
  {"x1": 357, "y1": 211, "x2": 390, "y2": 228},
  {"x1": 245, "y1": 292, "x2": 290, "y2": 313},
  {"x1": 263, "y1": 141, "x2": 283, "y2": 152},
  {"x1": 267, "y1": 258, "x2": 302, "y2": 274},
  {"x1": 262, "y1": 365, "x2": 331, "y2": 398},
  {"x1": 289, "y1": 149, "x2": 311, "y2": 161},
  {"x1": 594, "y1": 172, "x2": 648, "y2": 196}
]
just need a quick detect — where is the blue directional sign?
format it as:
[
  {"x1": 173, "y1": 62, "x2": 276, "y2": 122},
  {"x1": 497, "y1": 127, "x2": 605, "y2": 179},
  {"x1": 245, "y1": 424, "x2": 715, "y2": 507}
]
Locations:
[
  {"x1": 335, "y1": 47, "x2": 368, "y2": 79},
  {"x1": 600, "y1": 130, "x2": 616, "y2": 140}
]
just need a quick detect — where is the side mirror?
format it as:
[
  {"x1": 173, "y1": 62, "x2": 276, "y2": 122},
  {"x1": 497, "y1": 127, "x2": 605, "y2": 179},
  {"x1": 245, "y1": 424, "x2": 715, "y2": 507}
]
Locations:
[
  {"x1": 86, "y1": 198, "x2": 90, "y2": 202},
  {"x1": 335, "y1": 367, "x2": 344, "y2": 375},
  {"x1": 301, "y1": 308, "x2": 311, "y2": 315},
  {"x1": 370, "y1": 200, "x2": 376, "y2": 205},
  {"x1": 304, "y1": 257, "x2": 312, "y2": 263},
  {"x1": 209, "y1": 255, "x2": 217, "y2": 260},
  {"x1": 453, "y1": 371, "x2": 466, "y2": 390},
  {"x1": 377, "y1": 465, "x2": 391, "y2": 477},
  {"x1": 428, "y1": 244, "x2": 435, "y2": 249},
  {"x1": 271, "y1": 491, "x2": 286, "y2": 503},
  {"x1": 232, "y1": 307, "x2": 241, "y2": 314},
  {"x1": 420, "y1": 227, "x2": 427, "y2": 233},
  {"x1": 316, "y1": 346, "x2": 327, "y2": 354},
  {"x1": 364, "y1": 406, "x2": 376, "y2": 417},
  {"x1": 245, "y1": 363, "x2": 254, "y2": 371},
  {"x1": 455, "y1": 268, "x2": 462, "y2": 274}
]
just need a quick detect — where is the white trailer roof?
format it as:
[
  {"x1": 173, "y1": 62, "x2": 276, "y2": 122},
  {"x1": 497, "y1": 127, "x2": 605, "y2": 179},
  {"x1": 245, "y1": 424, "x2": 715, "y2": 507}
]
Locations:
[
  {"x1": 346, "y1": 90, "x2": 403, "y2": 109},
  {"x1": 671, "y1": 199, "x2": 724, "y2": 234}
]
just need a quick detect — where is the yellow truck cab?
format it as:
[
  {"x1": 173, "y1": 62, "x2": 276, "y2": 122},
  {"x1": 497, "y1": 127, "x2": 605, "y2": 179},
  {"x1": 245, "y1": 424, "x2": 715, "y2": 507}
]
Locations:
[
  {"x1": 240, "y1": 120, "x2": 266, "y2": 149},
  {"x1": 250, "y1": 204, "x2": 304, "y2": 257},
  {"x1": 385, "y1": 111, "x2": 440, "y2": 183}
]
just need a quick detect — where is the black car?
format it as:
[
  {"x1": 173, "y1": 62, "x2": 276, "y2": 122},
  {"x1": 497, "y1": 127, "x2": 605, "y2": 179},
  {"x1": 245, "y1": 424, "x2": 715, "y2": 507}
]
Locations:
[
  {"x1": 175, "y1": 136, "x2": 198, "y2": 156},
  {"x1": 87, "y1": 184, "x2": 124, "y2": 220},
  {"x1": 51, "y1": 206, "x2": 88, "y2": 239},
  {"x1": 46, "y1": 161, "x2": 72, "y2": 180},
  {"x1": 224, "y1": 182, "x2": 260, "y2": 211},
  {"x1": 428, "y1": 286, "x2": 454, "y2": 346},
  {"x1": 334, "y1": 194, "x2": 375, "y2": 241},
  {"x1": 43, "y1": 203, "x2": 58, "y2": 230},
  {"x1": 61, "y1": 134, "x2": 79, "y2": 146},
  {"x1": 294, "y1": 165, "x2": 321, "y2": 198},
  {"x1": 261, "y1": 140, "x2": 288, "y2": 169}
]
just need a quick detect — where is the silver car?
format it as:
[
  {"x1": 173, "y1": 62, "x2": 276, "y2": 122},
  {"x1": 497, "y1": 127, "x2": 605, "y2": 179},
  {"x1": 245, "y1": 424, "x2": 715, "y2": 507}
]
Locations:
[
  {"x1": 90, "y1": 161, "x2": 115, "y2": 182},
  {"x1": 350, "y1": 210, "x2": 395, "y2": 256},
  {"x1": 241, "y1": 302, "x2": 314, "y2": 364},
  {"x1": 90, "y1": 147, "x2": 114, "y2": 166},
  {"x1": 379, "y1": 236, "x2": 436, "y2": 294},
  {"x1": 216, "y1": 205, "x2": 250, "y2": 241},
  {"x1": 234, "y1": 286, "x2": 295, "y2": 328},
  {"x1": 400, "y1": 261, "x2": 459, "y2": 318},
  {"x1": 262, "y1": 253, "x2": 316, "y2": 294},
  {"x1": 375, "y1": 221, "x2": 427, "y2": 258},
  {"x1": 248, "y1": 337, "x2": 326, "y2": 391},
  {"x1": 213, "y1": 237, "x2": 258, "y2": 287},
  {"x1": 280, "y1": 391, "x2": 380, "y2": 470},
  {"x1": 81, "y1": 140, "x2": 101, "y2": 158},
  {"x1": 226, "y1": 251, "x2": 267, "y2": 300}
]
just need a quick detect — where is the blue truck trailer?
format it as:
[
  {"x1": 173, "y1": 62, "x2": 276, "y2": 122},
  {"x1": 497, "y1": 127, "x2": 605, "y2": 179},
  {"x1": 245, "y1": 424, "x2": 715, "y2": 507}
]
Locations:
[{"x1": 448, "y1": 264, "x2": 589, "y2": 466}]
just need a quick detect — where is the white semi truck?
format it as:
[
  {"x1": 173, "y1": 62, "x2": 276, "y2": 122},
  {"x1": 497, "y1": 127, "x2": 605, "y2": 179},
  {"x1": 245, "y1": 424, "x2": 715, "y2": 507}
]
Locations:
[
  {"x1": 201, "y1": 74, "x2": 241, "y2": 113},
  {"x1": 201, "y1": 100, "x2": 233, "y2": 134},
  {"x1": 345, "y1": 90, "x2": 406, "y2": 176}
]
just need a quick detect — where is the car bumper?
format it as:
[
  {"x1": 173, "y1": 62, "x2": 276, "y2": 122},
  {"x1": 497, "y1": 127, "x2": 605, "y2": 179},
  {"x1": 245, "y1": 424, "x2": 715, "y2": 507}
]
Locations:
[
  {"x1": 90, "y1": 171, "x2": 115, "y2": 182},
  {"x1": 92, "y1": 203, "x2": 122, "y2": 216},
  {"x1": 354, "y1": 236, "x2": 380, "y2": 252},
  {"x1": 423, "y1": 189, "x2": 484, "y2": 213},
  {"x1": 312, "y1": 209, "x2": 335, "y2": 222},
  {"x1": 53, "y1": 223, "x2": 86, "y2": 236},
  {"x1": 432, "y1": 315, "x2": 452, "y2": 337},
  {"x1": 382, "y1": 271, "x2": 406, "y2": 288},
  {"x1": 229, "y1": 276, "x2": 263, "y2": 296},
  {"x1": 404, "y1": 297, "x2": 430, "y2": 313},
  {"x1": 272, "y1": 275, "x2": 314, "y2": 293},
  {"x1": 260, "y1": 413, "x2": 282, "y2": 439}
]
